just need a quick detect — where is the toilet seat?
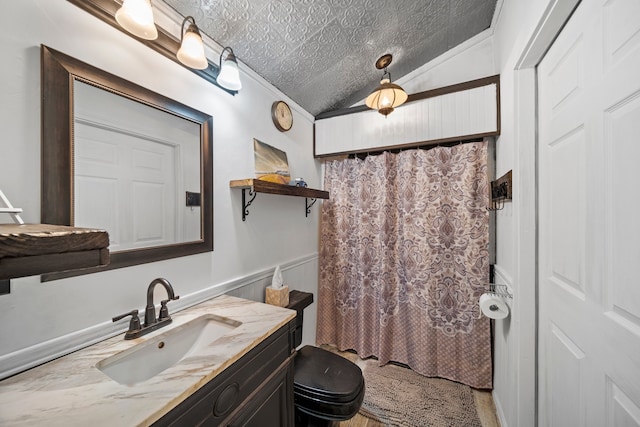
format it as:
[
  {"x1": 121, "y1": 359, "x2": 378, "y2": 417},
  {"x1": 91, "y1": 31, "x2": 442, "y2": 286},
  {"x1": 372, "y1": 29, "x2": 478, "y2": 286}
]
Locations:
[{"x1": 293, "y1": 345, "x2": 365, "y2": 420}]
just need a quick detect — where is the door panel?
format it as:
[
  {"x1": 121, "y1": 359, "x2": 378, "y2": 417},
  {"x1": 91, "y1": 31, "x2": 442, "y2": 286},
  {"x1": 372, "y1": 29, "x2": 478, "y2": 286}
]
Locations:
[
  {"x1": 607, "y1": 379, "x2": 640, "y2": 427},
  {"x1": 606, "y1": 95, "x2": 640, "y2": 320},
  {"x1": 75, "y1": 122, "x2": 177, "y2": 251},
  {"x1": 538, "y1": 0, "x2": 640, "y2": 425},
  {"x1": 550, "y1": 324, "x2": 586, "y2": 427}
]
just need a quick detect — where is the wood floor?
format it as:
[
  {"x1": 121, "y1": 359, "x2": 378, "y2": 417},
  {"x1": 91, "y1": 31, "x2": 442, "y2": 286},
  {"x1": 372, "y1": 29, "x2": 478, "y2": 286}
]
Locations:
[
  {"x1": 339, "y1": 388, "x2": 500, "y2": 427},
  {"x1": 473, "y1": 389, "x2": 500, "y2": 427}
]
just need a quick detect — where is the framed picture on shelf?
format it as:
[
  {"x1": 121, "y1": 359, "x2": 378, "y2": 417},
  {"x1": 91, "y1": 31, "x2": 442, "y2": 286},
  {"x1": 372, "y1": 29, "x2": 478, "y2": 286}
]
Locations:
[{"x1": 253, "y1": 139, "x2": 290, "y2": 185}]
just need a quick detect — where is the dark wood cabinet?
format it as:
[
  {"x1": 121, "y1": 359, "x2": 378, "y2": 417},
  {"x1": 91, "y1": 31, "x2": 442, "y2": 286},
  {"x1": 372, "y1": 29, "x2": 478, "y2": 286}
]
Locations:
[
  {"x1": 153, "y1": 320, "x2": 295, "y2": 427},
  {"x1": 224, "y1": 358, "x2": 294, "y2": 427}
]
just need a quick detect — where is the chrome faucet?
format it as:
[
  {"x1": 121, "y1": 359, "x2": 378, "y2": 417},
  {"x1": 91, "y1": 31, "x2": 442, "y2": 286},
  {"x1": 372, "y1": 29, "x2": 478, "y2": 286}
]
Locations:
[
  {"x1": 145, "y1": 278, "x2": 179, "y2": 326},
  {"x1": 112, "y1": 278, "x2": 180, "y2": 340}
]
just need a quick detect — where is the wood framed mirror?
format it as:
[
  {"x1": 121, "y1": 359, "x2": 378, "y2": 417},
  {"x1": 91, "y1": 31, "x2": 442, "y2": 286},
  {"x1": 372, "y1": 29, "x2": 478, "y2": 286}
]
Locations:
[{"x1": 41, "y1": 45, "x2": 213, "y2": 281}]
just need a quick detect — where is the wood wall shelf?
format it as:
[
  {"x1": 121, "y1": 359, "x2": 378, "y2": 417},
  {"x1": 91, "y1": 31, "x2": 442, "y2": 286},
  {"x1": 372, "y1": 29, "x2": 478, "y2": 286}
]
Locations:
[
  {"x1": 0, "y1": 224, "x2": 110, "y2": 280},
  {"x1": 229, "y1": 179, "x2": 329, "y2": 221}
]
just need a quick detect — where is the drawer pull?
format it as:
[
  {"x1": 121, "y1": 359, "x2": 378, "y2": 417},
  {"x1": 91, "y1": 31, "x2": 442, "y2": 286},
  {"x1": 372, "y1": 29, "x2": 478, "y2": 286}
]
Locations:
[{"x1": 214, "y1": 383, "x2": 239, "y2": 416}]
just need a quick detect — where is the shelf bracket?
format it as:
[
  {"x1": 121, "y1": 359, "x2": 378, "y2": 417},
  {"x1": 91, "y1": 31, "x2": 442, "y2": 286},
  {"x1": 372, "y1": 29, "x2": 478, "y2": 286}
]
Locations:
[
  {"x1": 305, "y1": 198, "x2": 317, "y2": 217},
  {"x1": 241, "y1": 188, "x2": 257, "y2": 221},
  {"x1": 0, "y1": 189, "x2": 24, "y2": 224}
]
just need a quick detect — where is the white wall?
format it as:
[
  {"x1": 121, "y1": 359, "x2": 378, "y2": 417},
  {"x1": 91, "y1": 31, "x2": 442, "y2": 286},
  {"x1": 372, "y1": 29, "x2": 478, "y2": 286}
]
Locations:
[
  {"x1": 490, "y1": 3, "x2": 538, "y2": 426},
  {"x1": 0, "y1": 0, "x2": 321, "y2": 378},
  {"x1": 491, "y1": 1, "x2": 579, "y2": 426},
  {"x1": 397, "y1": 31, "x2": 496, "y2": 94}
]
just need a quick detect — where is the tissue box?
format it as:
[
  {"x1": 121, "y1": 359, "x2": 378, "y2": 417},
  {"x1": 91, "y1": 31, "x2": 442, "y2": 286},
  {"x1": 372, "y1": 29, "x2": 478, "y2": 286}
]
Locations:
[{"x1": 265, "y1": 285, "x2": 289, "y2": 307}]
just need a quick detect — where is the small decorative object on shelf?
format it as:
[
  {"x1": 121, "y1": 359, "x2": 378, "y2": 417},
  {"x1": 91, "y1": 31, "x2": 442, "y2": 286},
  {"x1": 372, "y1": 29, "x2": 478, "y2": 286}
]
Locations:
[{"x1": 290, "y1": 178, "x2": 307, "y2": 187}]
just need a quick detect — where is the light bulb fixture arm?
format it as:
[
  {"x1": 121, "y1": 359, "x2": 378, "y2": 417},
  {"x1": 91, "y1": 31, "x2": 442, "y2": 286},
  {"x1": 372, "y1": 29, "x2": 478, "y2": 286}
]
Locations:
[
  {"x1": 219, "y1": 46, "x2": 235, "y2": 68},
  {"x1": 180, "y1": 16, "x2": 199, "y2": 43}
]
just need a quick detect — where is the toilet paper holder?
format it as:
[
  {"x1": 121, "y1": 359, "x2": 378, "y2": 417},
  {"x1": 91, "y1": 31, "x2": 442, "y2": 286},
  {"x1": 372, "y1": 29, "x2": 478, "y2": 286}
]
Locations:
[{"x1": 488, "y1": 283, "x2": 512, "y2": 299}]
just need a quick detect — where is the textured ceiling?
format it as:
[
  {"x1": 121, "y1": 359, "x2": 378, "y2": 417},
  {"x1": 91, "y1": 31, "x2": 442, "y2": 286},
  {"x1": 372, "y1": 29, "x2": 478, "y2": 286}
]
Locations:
[{"x1": 162, "y1": 0, "x2": 497, "y2": 116}]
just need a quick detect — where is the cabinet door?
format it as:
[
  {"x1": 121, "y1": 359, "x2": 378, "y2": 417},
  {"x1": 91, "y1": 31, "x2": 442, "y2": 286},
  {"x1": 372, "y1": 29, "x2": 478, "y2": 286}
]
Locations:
[
  {"x1": 224, "y1": 357, "x2": 294, "y2": 427},
  {"x1": 153, "y1": 320, "x2": 295, "y2": 427}
]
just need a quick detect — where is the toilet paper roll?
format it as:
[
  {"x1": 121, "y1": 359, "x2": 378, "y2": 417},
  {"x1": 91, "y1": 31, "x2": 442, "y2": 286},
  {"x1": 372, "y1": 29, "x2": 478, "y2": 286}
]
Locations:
[{"x1": 479, "y1": 293, "x2": 510, "y2": 319}]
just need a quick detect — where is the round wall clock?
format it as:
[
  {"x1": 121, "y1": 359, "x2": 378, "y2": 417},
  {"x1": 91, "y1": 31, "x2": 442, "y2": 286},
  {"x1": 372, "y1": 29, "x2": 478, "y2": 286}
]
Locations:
[{"x1": 271, "y1": 101, "x2": 293, "y2": 132}]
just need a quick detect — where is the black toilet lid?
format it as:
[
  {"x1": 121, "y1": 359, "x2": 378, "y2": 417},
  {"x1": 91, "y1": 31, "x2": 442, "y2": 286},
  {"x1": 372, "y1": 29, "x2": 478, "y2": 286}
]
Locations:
[{"x1": 294, "y1": 346, "x2": 364, "y2": 404}]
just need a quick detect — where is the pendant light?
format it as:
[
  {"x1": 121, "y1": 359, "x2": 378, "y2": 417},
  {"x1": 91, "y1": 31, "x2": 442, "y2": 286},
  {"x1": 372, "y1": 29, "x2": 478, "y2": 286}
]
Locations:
[
  {"x1": 176, "y1": 16, "x2": 208, "y2": 70},
  {"x1": 365, "y1": 54, "x2": 408, "y2": 117},
  {"x1": 217, "y1": 47, "x2": 242, "y2": 91},
  {"x1": 115, "y1": 0, "x2": 158, "y2": 40}
]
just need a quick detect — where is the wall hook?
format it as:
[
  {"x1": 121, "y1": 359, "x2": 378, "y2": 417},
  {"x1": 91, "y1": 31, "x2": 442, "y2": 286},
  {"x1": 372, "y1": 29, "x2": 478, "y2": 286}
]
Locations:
[{"x1": 488, "y1": 170, "x2": 512, "y2": 211}]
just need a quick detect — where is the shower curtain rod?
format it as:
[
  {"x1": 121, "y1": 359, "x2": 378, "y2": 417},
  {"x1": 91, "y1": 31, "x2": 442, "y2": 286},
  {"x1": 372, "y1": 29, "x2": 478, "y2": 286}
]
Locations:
[{"x1": 348, "y1": 137, "x2": 484, "y2": 159}]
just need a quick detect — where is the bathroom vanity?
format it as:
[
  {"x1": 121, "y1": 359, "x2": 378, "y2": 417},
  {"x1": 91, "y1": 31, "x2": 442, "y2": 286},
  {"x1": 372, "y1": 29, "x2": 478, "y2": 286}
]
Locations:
[
  {"x1": 0, "y1": 295, "x2": 296, "y2": 426},
  {"x1": 155, "y1": 317, "x2": 294, "y2": 426}
]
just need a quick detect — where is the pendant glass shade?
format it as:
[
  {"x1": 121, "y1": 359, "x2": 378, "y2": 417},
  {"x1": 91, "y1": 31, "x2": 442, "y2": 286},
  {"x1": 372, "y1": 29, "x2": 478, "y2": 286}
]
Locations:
[
  {"x1": 176, "y1": 19, "x2": 208, "y2": 70},
  {"x1": 365, "y1": 78, "x2": 408, "y2": 117},
  {"x1": 217, "y1": 48, "x2": 242, "y2": 91},
  {"x1": 115, "y1": 0, "x2": 158, "y2": 40}
]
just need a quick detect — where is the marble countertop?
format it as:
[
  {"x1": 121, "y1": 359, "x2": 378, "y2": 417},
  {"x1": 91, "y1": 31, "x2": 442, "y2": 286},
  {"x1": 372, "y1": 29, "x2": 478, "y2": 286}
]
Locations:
[{"x1": 0, "y1": 295, "x2": 295, "y2": 426}]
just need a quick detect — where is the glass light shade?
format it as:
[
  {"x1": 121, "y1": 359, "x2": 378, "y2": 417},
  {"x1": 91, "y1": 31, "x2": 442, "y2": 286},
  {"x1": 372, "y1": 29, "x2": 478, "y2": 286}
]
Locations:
[
  {"x1": 115, "y1": 0, "x2": 158, "y2": 40},
  {"x1": 177, "y1": 28, "x2": 208, "y2": 70},
  {"x1": 365, "y1": 78, "x2": 408, "y2": 117},
  {"x1": 217, "y1": 55, "x2": 242, "y2": 91}
]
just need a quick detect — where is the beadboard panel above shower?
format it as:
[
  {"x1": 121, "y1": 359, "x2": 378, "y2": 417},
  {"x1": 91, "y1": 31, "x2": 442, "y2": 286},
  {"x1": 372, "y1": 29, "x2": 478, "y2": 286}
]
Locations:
[{"x1": 314, "y1": 76, "x2": 500, "y2": 157}]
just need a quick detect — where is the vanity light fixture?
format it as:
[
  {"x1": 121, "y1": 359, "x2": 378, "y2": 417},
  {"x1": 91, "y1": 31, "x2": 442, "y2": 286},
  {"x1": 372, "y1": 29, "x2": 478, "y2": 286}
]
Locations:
[
  {"x1": 365, "y1": 54, "x2": 408, "y2": 117},
  {"x1": 217, "y1": 47, "x2": 242, "y2": 91},
  {"x1": 177, "y1": 16, "x2": 208, "y2": 70},
  {"x1": 115, "y1": 0, "x2": 158, "y2": 40}
]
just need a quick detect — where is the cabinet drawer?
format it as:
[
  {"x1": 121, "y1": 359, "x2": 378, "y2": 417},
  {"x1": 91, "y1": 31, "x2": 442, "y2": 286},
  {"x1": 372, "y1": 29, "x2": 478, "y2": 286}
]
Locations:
[{"x1": 154, "y1": 320, "x2": 294, "y2": 426}]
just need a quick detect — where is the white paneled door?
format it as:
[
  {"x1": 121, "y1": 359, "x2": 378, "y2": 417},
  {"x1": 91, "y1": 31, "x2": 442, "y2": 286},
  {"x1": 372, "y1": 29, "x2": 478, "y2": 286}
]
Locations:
[
  {"x1": 74, "y1": 121, "x2": 178, "y2": 252},
  {"x1": 538, "y1": 0, "x2": 640, "y2": 425}
]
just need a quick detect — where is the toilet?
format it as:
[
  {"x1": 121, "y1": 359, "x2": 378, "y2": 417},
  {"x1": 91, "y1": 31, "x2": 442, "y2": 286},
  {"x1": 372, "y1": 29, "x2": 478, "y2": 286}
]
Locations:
[{"x1": 287, "y1": 291, "x2": 365, "y2": 427}]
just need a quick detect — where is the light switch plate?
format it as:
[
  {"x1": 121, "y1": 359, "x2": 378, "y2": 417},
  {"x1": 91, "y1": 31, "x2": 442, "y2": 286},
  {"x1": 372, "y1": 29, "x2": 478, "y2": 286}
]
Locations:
[
  {"x1": 0, "y1": 280, "x2": 10, "y2": 295},
  {"x1": 186, "y1": 191, "x2": 201, "y2": 207}
]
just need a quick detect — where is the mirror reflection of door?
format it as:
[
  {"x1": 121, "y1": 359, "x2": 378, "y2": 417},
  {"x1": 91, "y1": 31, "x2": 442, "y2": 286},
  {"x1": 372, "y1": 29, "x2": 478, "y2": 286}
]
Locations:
[{"x1": 73, "y1": 81, "x2": 201, "y2": 251}]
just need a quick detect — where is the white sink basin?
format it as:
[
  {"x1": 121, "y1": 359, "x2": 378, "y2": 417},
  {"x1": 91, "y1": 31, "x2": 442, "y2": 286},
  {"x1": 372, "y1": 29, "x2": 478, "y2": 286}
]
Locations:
[{"x1": 96, "y1": 314, "x2": 241, "y2": 385}]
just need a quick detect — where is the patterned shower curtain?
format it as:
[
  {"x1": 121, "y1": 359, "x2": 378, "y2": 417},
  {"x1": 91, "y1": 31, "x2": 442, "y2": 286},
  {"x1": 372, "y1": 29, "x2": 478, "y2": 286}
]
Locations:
[{"x1": 316, "y1": 141, "x2": 492, "y2": 389}]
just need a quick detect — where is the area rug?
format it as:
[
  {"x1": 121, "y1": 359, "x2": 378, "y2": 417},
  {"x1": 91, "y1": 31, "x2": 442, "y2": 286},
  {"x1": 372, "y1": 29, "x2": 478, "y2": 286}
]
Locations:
[{"x1": 326, "y1": 347, "x2": 483, "y2": 427}]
